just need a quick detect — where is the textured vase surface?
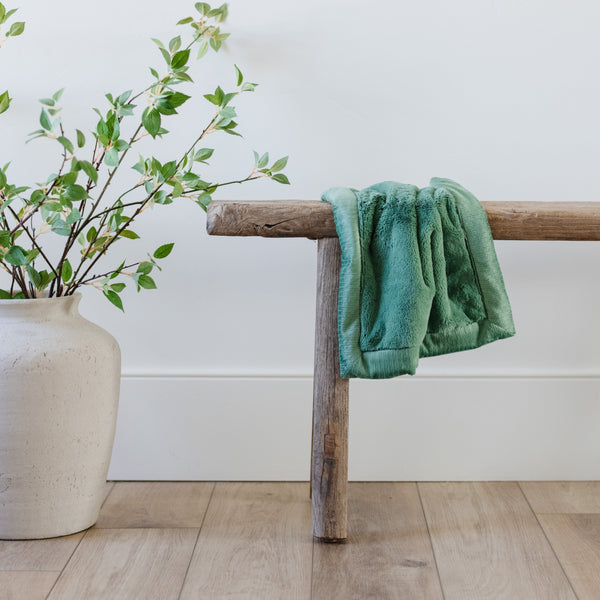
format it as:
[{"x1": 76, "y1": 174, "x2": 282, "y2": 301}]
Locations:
[{"x1": 0, "y1": 294, "x2": 120, "y2": 539}]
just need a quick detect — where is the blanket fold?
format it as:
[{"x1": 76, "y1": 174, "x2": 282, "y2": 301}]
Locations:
[{"x1": 322, "y1": 178, "x2": 515, "y2": 379}]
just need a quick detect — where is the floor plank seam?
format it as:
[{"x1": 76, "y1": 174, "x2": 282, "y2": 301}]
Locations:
[
  {"x1": 516, "y1": 482, "x2": 581, "y2": 600},
  {"x1": 415, "y1": 482, "x2": 447, "y2": 600},
  {"x1": 176, "y1": 481, "x2": 217, "y2": 600},
  {"x1": 44, "y1": 528, "x2": 89, "y2": 600}
]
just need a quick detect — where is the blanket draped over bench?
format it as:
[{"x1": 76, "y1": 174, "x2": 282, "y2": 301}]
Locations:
[{"x1": 322, "y1": 178, "x2": 515, "y2": 379}]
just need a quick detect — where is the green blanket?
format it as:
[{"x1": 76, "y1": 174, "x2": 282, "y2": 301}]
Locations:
[{"x1": 322, "y1": 178, "x2": 515, "y2": 379}]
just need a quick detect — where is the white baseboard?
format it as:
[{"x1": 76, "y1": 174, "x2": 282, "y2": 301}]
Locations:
[{"x1": 108, "y1": 375, "x2": 600, "y2": 481}]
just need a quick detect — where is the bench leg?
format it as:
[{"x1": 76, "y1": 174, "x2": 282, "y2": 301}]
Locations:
[{"x1": 312, "y1": 237, "x2": 349, "y2": 543}]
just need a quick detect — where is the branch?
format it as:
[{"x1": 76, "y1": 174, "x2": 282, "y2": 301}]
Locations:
[
  {"x1": 6, "y1": 205, "x2": 59, "y2": 279},
  {"x1": 77, "y1": 261, "x2": 140, "y2": 286}
]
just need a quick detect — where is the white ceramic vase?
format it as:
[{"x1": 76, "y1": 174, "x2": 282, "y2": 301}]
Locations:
[{"x1": 0, "y1": 293, "x2": 120, "y2": 539}]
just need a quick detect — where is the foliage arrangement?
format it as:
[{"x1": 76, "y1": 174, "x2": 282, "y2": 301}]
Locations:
[
  {"x1": 0, "y1": 2, "x2": 24, "y2": 115},
  {"x1": 0, "y1": 2, "x2": 288, "y2": 309}
]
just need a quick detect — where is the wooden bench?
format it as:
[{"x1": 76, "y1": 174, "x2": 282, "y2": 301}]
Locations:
[{"x1": 206, "y1": 200, "x2": 600, "y2": 542}]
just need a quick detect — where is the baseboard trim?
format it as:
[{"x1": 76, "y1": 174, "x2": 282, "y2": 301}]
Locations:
[
  {"x1": 108, "y1": 375, "x2": 600, "y2": 481},
  {"x1": 120, "y1": 370, "x2": 600, "y2": 380}
]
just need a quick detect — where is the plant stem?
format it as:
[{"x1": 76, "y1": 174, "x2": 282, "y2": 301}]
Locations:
[
  {"x1": 78, "y1": 261, "x2": 140, "y2": 286},
  {"x1": 6, "y1": 206, "x2": 59, "y2": 279},
  {"x1": 87, "y1": 193, "x2": 146, "y2": 223},
  {"x1": 8, "y1": 143, "x2": 68, "y2": 236}
]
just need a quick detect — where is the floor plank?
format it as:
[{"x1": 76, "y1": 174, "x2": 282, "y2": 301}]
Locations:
[
  {"x1": 179, "y1": 482, "x2": 312, "y2": 600},
  {"x1": 419, "y1": 482, "x2": 576, "y2": 600},
  {"x1": 538, "y1": 513, "x2": 600, "y2": 600},
  {"x1": 312, "y1": 482, "x2": 444, "y2": 600},
  {"x1": 47, "y1": 528, "x2": 198, "y2": 600},
  {"x1": 0, "y1": 532, "x2": 84, "y2": 571},
  {"x1": 520, "y1": 481, "x2": 600, "y2": 513},
  {"x1": 96, "y1": 482, "x2": 214, "y2": 528},
  {"x1": 102, "y1": 482, "x2": 115, "y2": 505},
  {"x1": 0, "y1": 571, "x2": 60, "y2": 600}
]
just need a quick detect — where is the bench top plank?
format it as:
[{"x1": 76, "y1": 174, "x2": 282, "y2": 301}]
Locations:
[{"x1": 207, "y1": 200, "x2": 600, "y2": 241}]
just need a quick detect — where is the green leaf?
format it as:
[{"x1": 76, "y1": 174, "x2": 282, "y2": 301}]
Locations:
[
  {"x1": 168, "y1": 92, "x2": 190, "y2": 108},
  {"x1": 168, "y1": 35, "x2": 181, "y2": 53},
  {"x1": 196, "y1": 41, "x2": 209, "y2": 59},
  {"x1": 76, "y1": 129, "x2": 86, "y2": 148},
  {"x1": 138, "y1": 274, "x2": 157, "y2": 290},
  {"x1": 257, "y1": 152, "x2": 269, "y2": 169},
  {"x1": 26, "y1": 265, "x2": 41, "y2": 288},
  {"x1": 234, "y1": 64, "x2": 243, "y2": 86},
  {"x1": 114, "y1": 139, "x2": 129, "y2": 152},
  {"x1": 241, "y1": 82, "x2": 257, "y2": 92},
  {"x1": 272, "y1": 173, "x2": 290, "y2": 184},
  {"x1": 142, "y1": 107, "x2": 161, "y2": 138},
  {"x1": 39, "y1": 97, "x2": 54, "y2": 106},
  {"x1": 172, "y1": 181, "x2": 184, "y2": 198},
  {"x1": 153, "y1": 243, "x2": 174, "y2": 259},
  {"x1": 7, "y1": 20, "x2": 24, "y2": 36},
  {"x1": 270, "y1": 156, "x2": 288, "y2": 172},
  {"x1": 25, "y1": 248, "x2": 39, "y2": 262},
  {"x1": 51, "y1": 219, "x2": 71, "y2": 236},
  {"x1": 86, "y1": 226, "x2": 97, "y2": 243},
  {"x1": 53, "y1": 88, "x2": 65, "y2": 102},
  {"x1": 161, "y1": 160, "x2": 177, "y2": 179},
  {"x1": 156, "y1": 96, "x2": 177, "y2": 116},
  {"x1": 117, "y1": 90, "x2": 132, "y2": 104},
  {"x1": 0, "y1": 230, "x2": 10, "y2": 246},
  {"x1": 195, "y1": 3, "x2": 211, "y2": 15},
  {"x1": 119, "y1": 229, "x2": 140, "y2": 240},
  {"x1": 4, "y1": 246, "x2": 27, "y2": 266},
  {"x1": 176, "y1": 16, "x2": 194, "y2": 25},
  {"x1": 0, "y1": 4, "x2": 5, "y2": 23},
  {"x1": 111, "y1": 282, "x2": 126, "y2": 293},
  {"x1": 151, "y1": 37, "x2": 165, "y2": 49},
  {"x1": 104, "y1": 147, "x2": 119, "y2": 167},
  {"x1": 103, "y1": 289, "x2": 124, "y2": 311},
  {"x1": 65, "y1": 208, "x2": 82, "y2": 225},
  {"x1": 159, "y1": 46, "x2": 171, "y2": 65},
  {"x1": 171, "y1": 49, "x2": 190, "y2": 70},
  {"x1": 0, "y1": 91, "x2": 10, "y2": 114},
  {"x1": 57, "y1": 136, "x2": 74, "y2": 155},
  {"x1": 39, "y1": 109, "x2": 52, "y2": 131},
  {"x1": 3, "y1": 8, "x2": 17, "y2": 22},
  {"x1": 61, "y1": 259, "x2": 73, "y2": 282},
  {"x1": 0, "y1": 289, "x2": 11, "y2": 299},
  {"x1": 79, "y1": 160, "x2": 98, "y2": 183},
  {"x1": 204, "y1": 86, "x2": 224, "y2": 106},
  {"x1": 137, "y1": 261, "x2": 153, "y2": 275},
  {"x1": 63, "y1": 184, "x2": 87, "y2": 201},
  {"x1": 194, "y1": 147, "x2": 214, "y2": 163}
]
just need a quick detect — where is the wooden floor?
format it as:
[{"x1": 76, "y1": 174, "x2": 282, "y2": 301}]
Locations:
[{"x1": 1, "y1": 482, "x2": 599, "y2": 599}]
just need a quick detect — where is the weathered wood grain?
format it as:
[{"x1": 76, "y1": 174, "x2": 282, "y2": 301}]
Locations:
[
  {"x1": 207, "y1": 200, "x2": 332, "y2": 238},
  {"x1": 419, "y1": 482, "x2": 577, "y2": 600},
  {"x1": 207, "y1": 200, "x2": 600, "y2": 240},
  {"x1": 520, "y1": 481, "x2": 600, "y2": 513},
  {"x1": 96, "y1": 482, "x2": 214, "y2": 528},
  {"x1": 538, "y1": 513, "x2": 600, "y2": 600},
  {"x1": 0, "y1": 571, "x2": 60, "y2": 600},
  {"x1": 0, "y1": 531, "x2": 84, "y2": 571},
  {"x1": 312, "y1": 483, "x2": 444, "y2": 599},
  {"x1": 47, "y1": 528, "x2": 198, "y2": 600},
  {"x1": 311, "y1": 237, "x2": 349, "y2": 542},
  {"x1": 179, "y1": 482, "x2": 312, "y2": 600}
]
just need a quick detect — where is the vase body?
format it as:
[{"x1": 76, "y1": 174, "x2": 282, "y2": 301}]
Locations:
[{"x1": 0, "y1": 294, "x2": 120, "y2": 539}]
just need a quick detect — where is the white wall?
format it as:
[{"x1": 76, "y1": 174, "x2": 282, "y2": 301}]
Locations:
[{"x1": 3, "y1": 0, "x2": 600, "y2": 480}]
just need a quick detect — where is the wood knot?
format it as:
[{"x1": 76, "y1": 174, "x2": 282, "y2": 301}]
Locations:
[{"x1": 324, "y1": 433, "x2": 337, "y2": 459}]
